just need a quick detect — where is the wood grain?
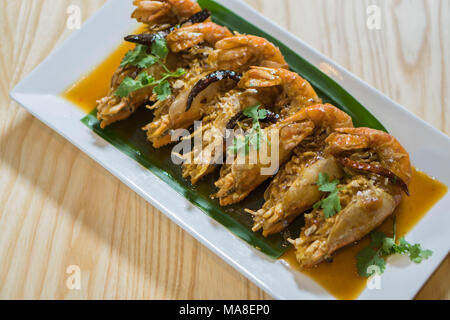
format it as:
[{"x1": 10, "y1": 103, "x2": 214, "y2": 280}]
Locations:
[{"x1": 0, "y1": 0, "x2": 448, "y2": 300}]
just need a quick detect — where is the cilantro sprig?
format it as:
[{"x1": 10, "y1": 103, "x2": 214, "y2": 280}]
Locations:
[
  {"x1": 356, "y1": 220, "x2": 433, "y2": 277},
  {"x1": 120, "y1": 44, "x2": 156, "y2": 69},
  {"x1": 116, "y1": 38, "x2": 185, "y2": 101},
  {"x1": 313, "y1": 173, "x2": 342, "y2": 219},
  {"x1": 229, "y1": 104, "x2": 269, "y2": 156},
  {"x1": 120, "y1": 38, "x2": 168, "y2": 69},
  {"x1": 115, "y1": 68, "x2": 186, "y2": 100}
]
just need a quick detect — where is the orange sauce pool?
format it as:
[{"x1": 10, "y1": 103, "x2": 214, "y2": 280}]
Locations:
[
  {"x1": 62, "y1": 32, "x2": 448, "y2": 301},
  {"x1": 62, "y1": 26, "x2": 147, "y2": 113},
  {"x1": 283, "y1": 168, "x2": 448, "y2": 300}
]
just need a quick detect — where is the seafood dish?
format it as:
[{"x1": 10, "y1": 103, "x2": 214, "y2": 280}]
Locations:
[{"x1": 91, "y1": 0, "x2": 432, "y2": 274}]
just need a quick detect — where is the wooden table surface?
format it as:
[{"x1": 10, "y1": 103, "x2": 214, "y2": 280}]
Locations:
[{"x1": 0, "y1": 0, "x2": 448, "y2": 300}]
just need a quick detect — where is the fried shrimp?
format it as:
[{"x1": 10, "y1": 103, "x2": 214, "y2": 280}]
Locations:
[
  {"x1": 142, "y1": 23, "x2": 234, "y2": 148},
  {"x1": 144, "y1": 36, "x2": 289, "y2": 149},
  {"x1": 96, "y1": 2, "x2": 206, "y2": 129},
  {"x1": 239, "y1": 66, "x2": 321, "y2": 117},
  {"x1": 325, "y1": 128, "x2": 412, "y2": 193},
  {"x1": 125, "y1": 9, "x2": 212, "y2": 47},
  {"x1": 212, "y1": 69, "x2": 325, "y2": 206},
  {"x1": 247, "y1": 104, "x2": 353, "y2": 237},
  {"x1": 181, "y1": 89, "x2": 271, "y2": 184},
  {"x1": 96, "y1": 62, "x2": 169, "y2": 129},
  {"x1": 208, "y1": 35, "x2": 289, "y2": 70},
  {"x1": 170, "y1": 66, "x2": 319, "y2": 182},
  {"x1": 166, "y1": 22, "x2": 233, "y2": 52},
  {"x1": 289, "y1": 127, "x2": 412, "y2": 269},
  {"x1": 182, "y1": 41, "x2": 291, "y2": 114},
  {"x1": 214, "y1": 107, "x2": 329, "y2": 206},
  {"x1": 132, "y1": 0, "x2": 201, "y2": 27}
]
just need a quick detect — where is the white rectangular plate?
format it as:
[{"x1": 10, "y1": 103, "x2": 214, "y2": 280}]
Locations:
[{"x1": 10, "y1": 0, "x2": 450, "y2": 300}]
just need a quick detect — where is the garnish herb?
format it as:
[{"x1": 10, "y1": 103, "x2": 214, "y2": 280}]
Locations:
[
  {"x1": 230, "y1": 135, "x2": 250, "y2": 156},
  {"x1": 120, "y1": 44, "x2": 156, "y2": 69},
  {"x1": 356, "y1": 219, "x2": 433, "y2": 277},
  {"x1": 313, "y1": 173, "x2": 342, "y2": 219},
  {"x1": 229, "y1": 104, "x2": 269, "y2": 156},
  {"x1": 151, "y1": 37, "x2": 169, "y2": 61},
  {"x1": 115, "y1": 69, "x2": 185, "y2": 100},
  {"x1": 116, "y1": 38, "x2": 185, "y2": 101}
]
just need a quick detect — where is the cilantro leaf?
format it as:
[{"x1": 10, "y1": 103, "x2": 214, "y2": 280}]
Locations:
[
  {"x1": 258, "y1": 109, "x2": 268, "y2": 120},
  {"x1": 317, "y1": 172, "x2": 329, "y2": 186},
  {"x1": 115, "y1": 72, "x2": 155, "y2": 98},
  {"x1": 356, "y1": 221, "x2": 433, "y2": 277},
  {"x1": 243, "y1": 104, "x2": 260, "y2": 120},
  {"x1": 243, "y1": 104, "x2": 267, "y2": 123},
  {"x1": 248, "y1": 124, "x2": 268, "y2": 151},
  {"x1": 116, "y1": 71, "x2": 156, "y2": 97},
  {"x1": 229, "y1": 104, "x2": 269, "y2": 155},
  {"x1": 228, "y1": 136, "x2": 249, "y2": 156},
  {"x1": 248, "y1": 131, "x2": 259, "y2": 151},
  {"x1": 136, "y1": 55, "x2": 158, "y2": 69},
  {"x1": 151, "y1": 37, "x2": 169, "y2": 60},
  {"x1": 120, "y1": 44, "x2": 158, "y2": 69},
  {"x1": 120, "y1": 44, "x2": 147, "y2": 68},
  {"x1": 396, "y1": 237, "x2": 433, "y2": 263},
  {"x1": 313, "y1": 191, "x2": 341, "y2": 219},
  {"x1": 171, "y1": 68, "x2": 187, "y2": 77},
  {"x1": 117, "y1": 40, "x2": 183, "y2": 100},
  {"x1": 370, "y1": 231, "x2": 389, "y2": 250},
  {"x1": 115, "y1": 68, "x2": 186, "y2": 100},
  {"x1": 313, "y1": 173, "x2": 342, "y2": 219},
  {"x1": 153, "y1": 80, "x2": 171, "y2": 101},
  {"x1": 120, "y1": 38, "x2": 169, "y2": 69},
  {"x1": 317, "y1": 173, "x2": 340, "y2": 193},
  {"x1": 356, "y1": 247, "x2": 386, "y2": 277},
  {"x1": 382, "y1": 237, "x2": 396, "y2": 254},
  {"x1": 115, "y1": 77, "x2": 140, "y2": 98}
]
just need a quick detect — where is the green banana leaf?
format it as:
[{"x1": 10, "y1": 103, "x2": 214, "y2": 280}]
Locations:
[{"x1": 81, "y1": 0, "x2": 386, "y2": 259}]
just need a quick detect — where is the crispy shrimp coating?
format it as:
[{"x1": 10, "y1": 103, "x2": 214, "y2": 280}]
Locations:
[
  {"x1": 132, "y1": 0, "x2": 201, "y2": 27},
  {"x1": 208, "y1": 35, "x2": 288, "y2": 70},
  {"x1": 239, "y1": 66, "x2": 321, "y2": 117},
  {"x1": 215, "y1": 109, "x2": 321, "y2": 206},
  {"x1": 289, "y1": 128, "x2": 412, "y2": 268},
  {"x1": 181, "y1": 89, "x2": 275, "y2": 184},
  {"x1": 166, "y1": 22, "x2": 232, "y2": 52},
  {"x1": 325, "y1": 128, "x2": 412, "y2": 190},
  {"x1": 145, "y1": 36, "x2": 290, "y2": 148},
  {"x1": 248, "y1": 104, "x2": 353, "y2": 236}
]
